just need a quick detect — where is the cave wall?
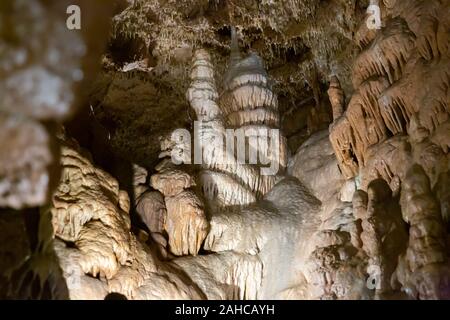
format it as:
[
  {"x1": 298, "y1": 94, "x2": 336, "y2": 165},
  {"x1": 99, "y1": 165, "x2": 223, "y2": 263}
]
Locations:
[
  {"x1": 0, "y1": 0, "x2": 114, "y2": 299},
  {"x1": 326, "y1": 0, "x2": 450, "y2": 299}
]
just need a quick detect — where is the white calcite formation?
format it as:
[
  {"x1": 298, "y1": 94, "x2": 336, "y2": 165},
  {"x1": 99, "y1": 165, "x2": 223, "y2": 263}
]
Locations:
[
  {"x1": 50, "y1": 137, "x2": 203, "y2": 299},
  {"x1": 187, "y1": 30, "x2": 288, "y2": 209},
  {"x1": 173, "y1": 10, "x2": 447, "y2": 297},
  {"x1": 149, "y1": 158, "x2": 209, "y2": 257}
]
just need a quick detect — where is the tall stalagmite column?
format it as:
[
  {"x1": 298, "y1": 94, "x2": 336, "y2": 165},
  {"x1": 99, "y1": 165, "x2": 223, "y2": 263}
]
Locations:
[{"x1": 187, "y1": 29, "x2": 287, "y2": 209}]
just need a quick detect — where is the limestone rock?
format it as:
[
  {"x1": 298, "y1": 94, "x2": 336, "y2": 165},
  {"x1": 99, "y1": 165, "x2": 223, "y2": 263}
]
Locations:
[
  {"x1": 289, "y1": 130, "x2": 343, "y2": 203},
  {"x1": 133, "y1": 164, "x2": 149, "y2": 199},
  {"x1": 136, "y1": 191, "x2": 166, "y2": 234},
  {"x1": 151, "y1": 169, "x2": 195, "y2": 197},
  {"x1": 393, "y1": 164, "x2": 450, "y2": 299},
  {"x1": 50, "y1": 139, "x2": 203, "y2": 299},
  {"x1": 0, "y1": 114, "x2": 57, "y2": 209},
  {"x1": 165, "y1": 190, "x2": 209, "y2": 256}
]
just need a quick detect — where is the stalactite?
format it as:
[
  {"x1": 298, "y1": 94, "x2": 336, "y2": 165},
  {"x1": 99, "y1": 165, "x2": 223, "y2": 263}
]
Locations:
[
  {"x1": 329, "y1": 117, "x2": 361, "y2": 178},
  {"x1": 346, "y1": 77, "x2": 390, "y2": 153},
  {"x1": 352, "y1": 18, "x2": 416, "y2": 89},
  {"x1": 378, "y1": 55, "x2": 449, "y2": 135},
  {"x1": 386, "y1": 0, "x2": 448, "y2": 60},
  {"x1": 354, "y1": 14, "x2": 378, "y2": 50},
  {"x1": 330, "y1": 0, "x2": 449, "y2": 184},
  {"x1": 328, "y1": 76, "x2": 345, "y2": 121}
]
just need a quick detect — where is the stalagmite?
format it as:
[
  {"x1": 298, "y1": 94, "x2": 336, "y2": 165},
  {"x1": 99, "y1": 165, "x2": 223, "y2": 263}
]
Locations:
[
  {"x1": 165, "y1": 190, "x2": 209, "y2": 256},
  {"x1": 148, "y1": 136, "x2": 209, "y2": 257},
  {"x1": 187, "y1": 31, "x2": 287, "y2": 209},
  {"x1": 328, "y1": 76, "x2": 345, "y2": 121},
  {"x1": 358, "y1": 180, "x2": 408, "y2": 296},
  {"x1": 49, "y1": 137, "x2": 203, "y2": 299},
  {"x1": 386, "y1": 0, "x2": 448, "y2": 60},
  {"x1": 393, "y1": 165, "x2": 450, "y2": 300}
]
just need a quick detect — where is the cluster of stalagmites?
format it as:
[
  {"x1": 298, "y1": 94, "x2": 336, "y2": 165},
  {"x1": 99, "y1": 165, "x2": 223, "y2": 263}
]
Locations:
[
  {"x1": 51, "y1": 136, "x2": 203, "y2": 299},
  {"x1": 146, "y1": 40, "x2": 296, "y2": 300},
  {"x1": 146, "y1": 158, "x2": 209, "y2": 257},
  {"x1": 325, "y1": 0, "x2": 450, "y2": 299},
  {"x1": 186, "y1": 30, "x2": 288, "y2": 209}
]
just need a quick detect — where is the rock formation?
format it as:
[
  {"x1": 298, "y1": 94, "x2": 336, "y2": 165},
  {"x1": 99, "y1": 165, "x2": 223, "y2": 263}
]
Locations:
[
  {"x1": 327, "y1": 0, "x2": 450, "y2": 299},
  {"x1": 329, "y1": 0, "x2": 449, "y2": 184},
  {"x1": 0, "y1": 0, "x2": 449, "y2": 301},
  {"x1": 187, "y1": 33, "x2": 288, "y2": 209},
  {"x1": 148, "y1": 143, "x2": 209, "y2": 257},
  {"x1": 393, "y1": 165, "x2": 450, "y2": 300},
  {"x1": 0, "y1": 0, "x2": 112, "y2": 299},
  {"x1": 51, "y1": 136, "x2": 203, "y2": 299}
]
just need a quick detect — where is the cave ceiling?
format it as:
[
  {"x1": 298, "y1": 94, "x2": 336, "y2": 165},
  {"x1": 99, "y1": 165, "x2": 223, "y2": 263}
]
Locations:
[{"x1": 85, "y1": 0, "x2": 369, "y2": 167}]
